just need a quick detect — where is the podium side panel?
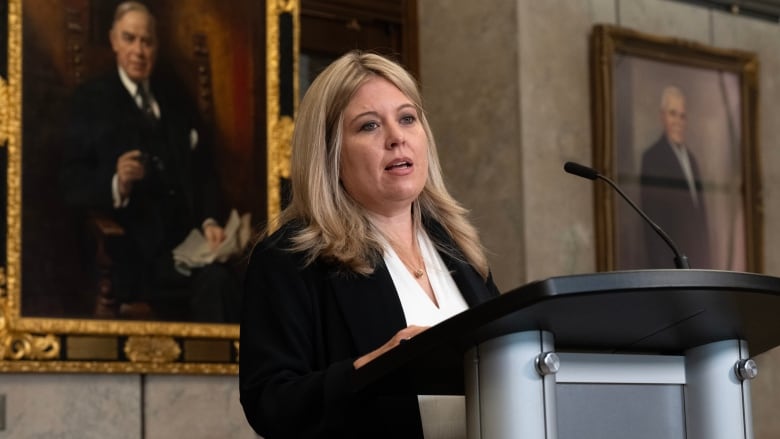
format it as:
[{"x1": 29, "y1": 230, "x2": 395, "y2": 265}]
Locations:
[
  {"x1": 685, "y1": 339, "x2": 754, "y2": 439},
  {"x1": 468, "y1": 331, "x2": 555, "y2": 439}
]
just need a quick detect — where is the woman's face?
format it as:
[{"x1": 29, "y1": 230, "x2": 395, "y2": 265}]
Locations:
[{"x1": 339, "y1": 76, "x2": 429, "y2": 217}]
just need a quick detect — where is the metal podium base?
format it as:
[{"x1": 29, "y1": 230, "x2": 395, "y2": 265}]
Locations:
[{"x1": 465, "y1": 331, "x2": 755, "y2": 439}]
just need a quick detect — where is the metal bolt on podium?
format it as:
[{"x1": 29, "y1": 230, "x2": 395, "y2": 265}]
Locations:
[
  {"x1": 734, "y1": 358, "x2": 759, "y2": 381},
  {"x1": 535, "y1": 352, "x2": 560, "y2": 376}
]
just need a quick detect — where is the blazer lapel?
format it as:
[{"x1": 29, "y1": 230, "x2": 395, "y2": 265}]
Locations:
[
  {"x1": 330, "y1": 264, "x2": 408, "y2": 355},
  {"x1": 426, "y1": 220, "x2": 495, "y2": 307},
  {"x1": 329, "y1": 221, "x2": 495, "y2": 355},
  {"x1": 441, "y1": 253, "x2": 493, "y2": 306}
]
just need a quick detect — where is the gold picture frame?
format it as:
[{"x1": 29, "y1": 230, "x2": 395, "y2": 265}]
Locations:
[
  {"x1": 0, "y1": 0, "x2": 298, "y2": 373},
  {"x1": 591, "y1": 24, "x2": 762, "y2": 273}
]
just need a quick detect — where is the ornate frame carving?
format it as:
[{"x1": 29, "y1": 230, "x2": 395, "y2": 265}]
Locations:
[{"x1": 0, "y1": 0, "x2": 298, "y2": 373}]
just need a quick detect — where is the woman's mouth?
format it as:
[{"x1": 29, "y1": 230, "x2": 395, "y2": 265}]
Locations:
[{"x1": 385, "y1": 160, "x2": 412, "y2": 170}]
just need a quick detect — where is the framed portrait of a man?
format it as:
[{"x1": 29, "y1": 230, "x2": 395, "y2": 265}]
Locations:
[
  {"x1": 590, "y1": 24, "x2": 762, "y2": 272},
  {"x1": 0, "y1": 0, "x2": 297, "y2": 372}
]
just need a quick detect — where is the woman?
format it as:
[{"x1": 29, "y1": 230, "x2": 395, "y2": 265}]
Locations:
[{"x1": 239, "y1": 51, "x2": 500, "y2": 438}]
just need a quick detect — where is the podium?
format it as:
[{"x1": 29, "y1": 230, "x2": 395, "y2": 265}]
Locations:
[{"x1": 353, "y1": 270, "x2": 780, "y2": 439}]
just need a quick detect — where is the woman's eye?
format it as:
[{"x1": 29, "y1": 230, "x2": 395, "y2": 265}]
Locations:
[
  {"x1": 360, "y1": 121, "x2": 379, "y2": 131},
  {"x1": 400, "y1": 115, "x2": 416, "y2": 125}
]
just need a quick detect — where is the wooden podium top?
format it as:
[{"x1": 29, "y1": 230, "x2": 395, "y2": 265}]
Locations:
[{"x1": 353, "y1": 270, "x2": 780, "y2": 395}]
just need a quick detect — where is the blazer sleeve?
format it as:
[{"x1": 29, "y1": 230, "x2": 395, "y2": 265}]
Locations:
[{"x1": 239, "y1": 236, "x2": 356, "y2": 438}]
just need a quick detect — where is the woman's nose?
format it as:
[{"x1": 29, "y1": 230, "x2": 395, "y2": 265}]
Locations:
[{"x1": 385, "y1": 124, "x2": 404, "y2": 149}]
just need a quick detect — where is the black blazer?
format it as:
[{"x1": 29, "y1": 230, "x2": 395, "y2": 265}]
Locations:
[{"x1": 239, "y1": 220, "x2": 500, "y2": 439}]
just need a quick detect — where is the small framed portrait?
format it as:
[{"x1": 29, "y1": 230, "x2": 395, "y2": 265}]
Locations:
[{"x1": 590, "y1": 24, "x2": 762, "y2": 272}]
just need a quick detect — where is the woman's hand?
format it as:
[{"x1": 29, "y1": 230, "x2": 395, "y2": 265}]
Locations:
[{"x1": 353, "y1": 325, "x2": 429, "y2": 369}]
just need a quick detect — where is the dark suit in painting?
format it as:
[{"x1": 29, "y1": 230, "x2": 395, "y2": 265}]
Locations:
[
  {"x1": 61, "y1": 70, "x2": 239, "y2": 322},
  {"x1": 640, "y1": 136, "x2": 711, "y2": 268},
  {"x1": 239, "y1": 220, "x2": 501, "y2": 439}
]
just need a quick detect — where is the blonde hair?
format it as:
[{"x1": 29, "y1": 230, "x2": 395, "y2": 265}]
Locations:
[{"x1": 277, "y1": 51, "x2": 489, "y2": 278}]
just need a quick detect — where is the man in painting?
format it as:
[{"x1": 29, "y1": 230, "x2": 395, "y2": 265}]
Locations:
[
  {"x1": 60, "y1": 1, "x2": 240, "y2": 322},
  {"x1": 640, "y1": 85, "x2": 711, "y2": 269}
]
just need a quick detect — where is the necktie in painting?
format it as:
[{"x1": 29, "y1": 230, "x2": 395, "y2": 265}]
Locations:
[{"x1": 136, "y1": 85, "x2": 158, "y2": 123}]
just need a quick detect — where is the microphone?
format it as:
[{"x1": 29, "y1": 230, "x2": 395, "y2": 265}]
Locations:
[{"x1": 563, "y1": 161, "x2": 690, "y2": 269}]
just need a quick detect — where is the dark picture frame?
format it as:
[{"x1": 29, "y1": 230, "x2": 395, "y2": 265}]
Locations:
[
  {"x1": 590, "y1": 24, "x2": 762, "y2": 272},
  {"x1": 0, "y1": 0, "x2": 298, "y2": 373}
]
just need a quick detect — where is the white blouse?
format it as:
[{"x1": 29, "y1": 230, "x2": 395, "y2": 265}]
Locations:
[{"x1": 383, "y1": 230, "x2": 468, "y2": 439}]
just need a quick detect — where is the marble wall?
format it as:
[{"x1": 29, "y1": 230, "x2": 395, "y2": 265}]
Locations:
[
  {"x1": 1, "y1": 0, "x2": 779, "y2": 437},
  {"x1": 0, "y1": 374, "x2": 257, "y2": 438},
  {"x1": 421, "y1": 0, "x2": 779, "y2": 294},
  {"x1": 420, "y1": 0, "x2": 780, "y2": 438}
]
